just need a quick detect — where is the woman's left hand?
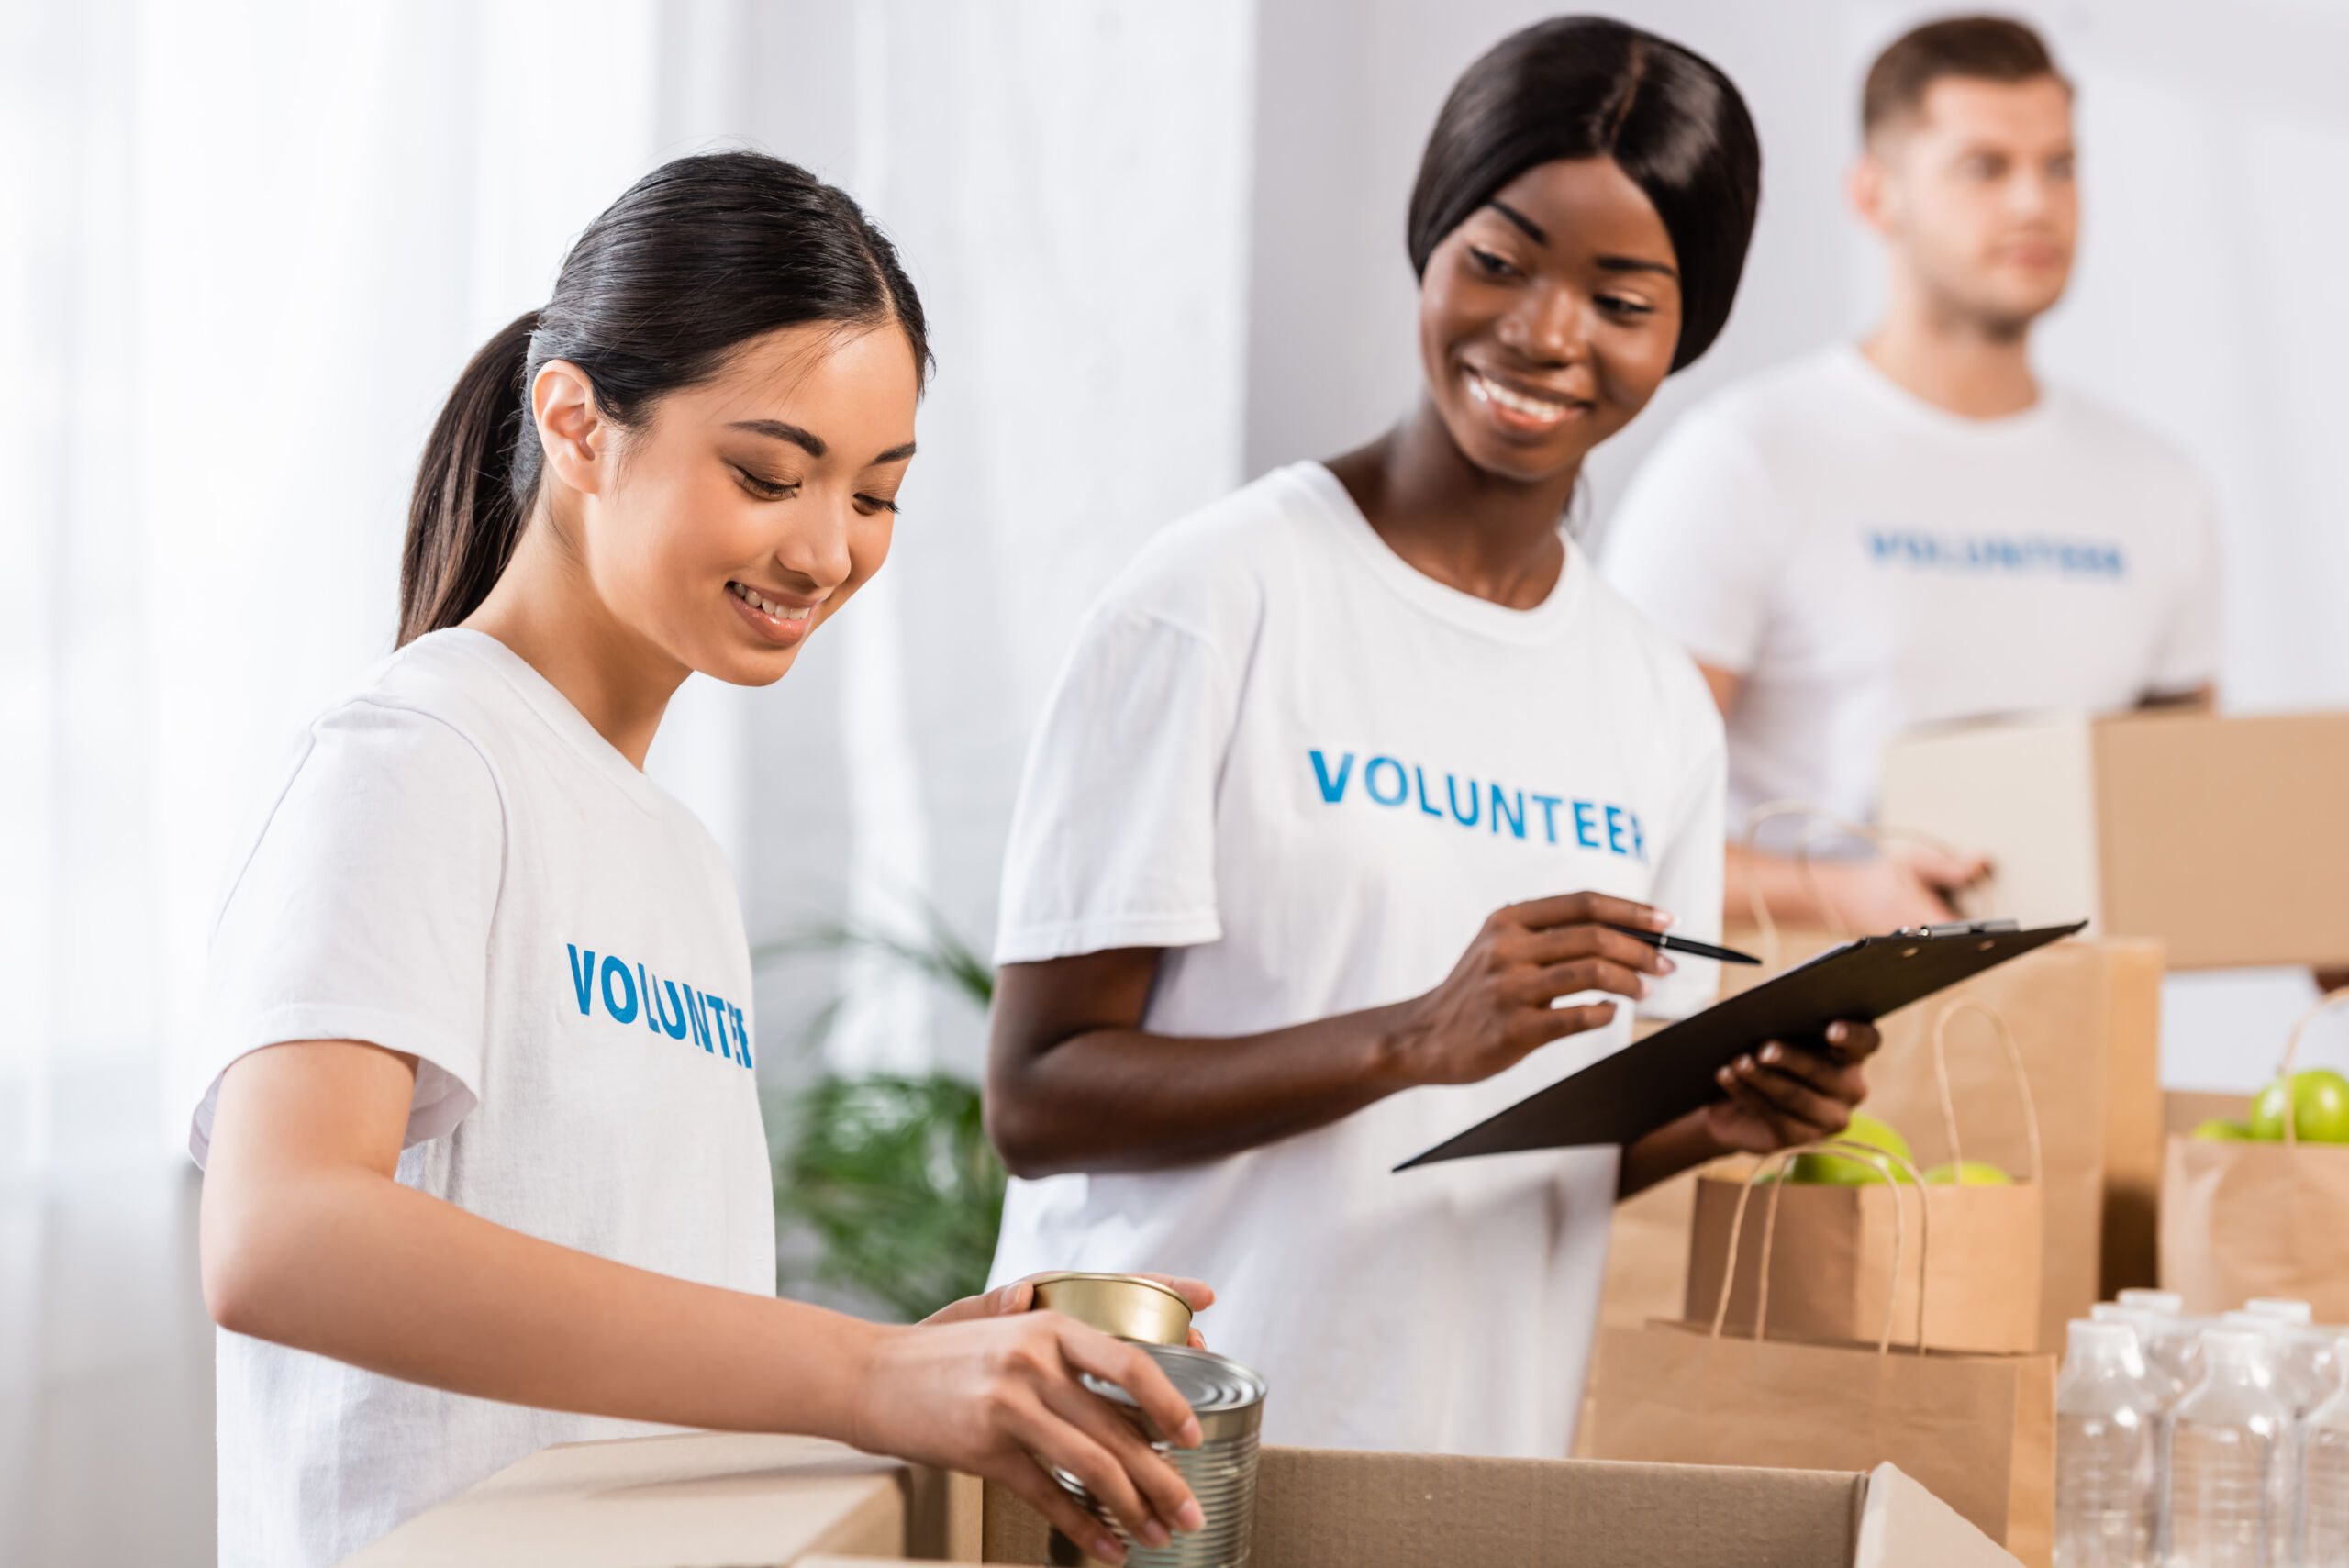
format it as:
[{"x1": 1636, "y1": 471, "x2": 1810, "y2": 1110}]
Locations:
[
  {"x1": 1702, "y1": 1019, "x2": 1881, "y2": 1154},
  {"x1": 923, "y1": 1273, "x2": 1217, "y2": 1350}
]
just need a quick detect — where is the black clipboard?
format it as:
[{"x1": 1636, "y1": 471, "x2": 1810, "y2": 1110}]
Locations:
[{"x1": 1396, "y1": 919, "x2": 2087, "y2": 1171}]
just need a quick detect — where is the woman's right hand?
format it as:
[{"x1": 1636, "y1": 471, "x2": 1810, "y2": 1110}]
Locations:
[
  {"x1": 1386, "y1": 891, "x2": 1674, "y2": 1088},
  {"x1": 849, "y1": 1311, "x2": 1206, "y2": 1564},
  {"x1": 1809, "y1": 842, "x2": 1990, "y2": 933}
]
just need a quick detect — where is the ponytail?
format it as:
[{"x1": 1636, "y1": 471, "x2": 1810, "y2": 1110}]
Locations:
[
  {"x1": 398, "y1": 309, "x2": 540, "y2": 646},
  {"x1": 396, "y1": 152, "x2": 930, "y2": 649}
]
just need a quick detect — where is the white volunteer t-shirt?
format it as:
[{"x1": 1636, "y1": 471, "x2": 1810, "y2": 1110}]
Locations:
[
  {"x1": 189, "y1": 628, "x2": 775, "y2": 1568},
  {"x1": 1598, "y1": 344, "x2": 2221, "y2": 830},
  {"x1": 987, "y1": 462, "x2": 1724, "y2": 1459}
]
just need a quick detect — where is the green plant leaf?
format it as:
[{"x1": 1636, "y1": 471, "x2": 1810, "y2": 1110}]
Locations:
[
  {"x1": 773, "y1": 1071, "x2": 1006, "y2": 1321},
  {"x1": 758, "y1": 902, "x2": 1007, "y2": 1320}
]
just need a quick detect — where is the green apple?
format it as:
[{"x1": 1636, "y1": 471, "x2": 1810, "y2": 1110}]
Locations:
[
  {"x1": 1788, "y1": 1113, "x2": 1912, "y2": 1186},
  {"x1": 1923, "y1": 1159, "x2": 2013, "y2": 1185},
  {"x1": 2249, "y1": 1069, "x2": 2349, "y2": 1143},
  {"x1": 2191, "y1": 1118, "x2": 2255, "y2": 1142}
]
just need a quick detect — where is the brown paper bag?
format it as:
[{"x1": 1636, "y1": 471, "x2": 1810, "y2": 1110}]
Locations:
[
  {"x1": 1599, "y1": 802, "x2": 2162, "y2": 1351},
  {"x1": 1586, "y1": 1323, "x2": 2056, "y2": 1566},
  {"x1": 1685, "y1": 1002, "x2": 2044, "y2": 1353},
  {"x1": 1588, "y1": 1141, "x2": 2057, "y2": 1566},
  {"x1": 2160, "y1": 989, "x2": 2349, "y2": 1318}
]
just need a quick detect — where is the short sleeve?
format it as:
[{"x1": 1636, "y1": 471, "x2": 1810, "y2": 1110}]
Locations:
[
  {"x1": 2149, "y1": 477, "x2": 2223, "y2": 695},
  {"x1": 188, "y1": 700, "x2": 504, "y2": 1166},
  {"x1": 996, "y1": 606, "x2": 1238, "y2": 964},
  {"x1": 1638, "y1": 702, "x2": 1729, "y2": 1024},
  {"x1": 1598, "y1": 409, "x2": 1792, "y2": 675}
]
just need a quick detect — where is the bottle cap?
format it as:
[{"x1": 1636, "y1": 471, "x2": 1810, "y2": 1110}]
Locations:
[
  {"x1": 2067, "y1": 1319, "x2": 2137, "y2": 1360},
  {"x1": 2245, "y1": 1297, "x2": 2316, "y2": 1325},
  {"x1": 2200, "y1": 1327, "x2": 2268, "y2": 1366},
  {"x1": 2118, "y1": 1288, "x2": 2186, "y2": 1316}
]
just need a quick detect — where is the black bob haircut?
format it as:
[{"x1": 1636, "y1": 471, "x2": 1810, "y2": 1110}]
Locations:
[{"x1": 1407, "y1": 16, "x2": 1762, "y2": 373}]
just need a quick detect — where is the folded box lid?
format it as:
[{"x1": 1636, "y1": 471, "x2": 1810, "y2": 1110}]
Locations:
[{"x1": 339, "y1": 1432, "x2": 918, "y2": 1568}]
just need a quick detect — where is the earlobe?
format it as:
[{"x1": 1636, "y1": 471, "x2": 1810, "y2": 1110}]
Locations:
[
  {"x1": 1846, "y1": 157, "x2": 1892, "y2": 238},
  {"x1": 531, "y1": 360, "x2": 607, "y2": 495}
]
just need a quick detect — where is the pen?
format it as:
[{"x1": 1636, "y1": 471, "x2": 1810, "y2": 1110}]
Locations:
[{"x1": 1603, "y1": 922, "x2": 1762, "y2": 966}]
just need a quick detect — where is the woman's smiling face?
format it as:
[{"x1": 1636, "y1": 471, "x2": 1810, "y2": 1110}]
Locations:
[
  {"x1": 548, "y1": 319, "x2": 921, "y2": 688},
  {"x1": 1416, "y1": 157, "x2": 1684, "y2": 484}
]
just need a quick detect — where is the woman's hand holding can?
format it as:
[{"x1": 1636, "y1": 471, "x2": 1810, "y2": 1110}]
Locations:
[{"x1": 848, "y1": 1312, "x2": 1207, "y2": 1564}]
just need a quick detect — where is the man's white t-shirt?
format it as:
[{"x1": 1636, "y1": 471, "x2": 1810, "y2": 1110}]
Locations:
[
  {"x1": 987, "y1": 462, "x2": 1725, "y2": 1459},
  {"x1": 1598, "y1": 344, "x2": 2221, "y2": 831},
  {"x1": 188, "y1": 628, "x2": 775, "y2": 1568}
]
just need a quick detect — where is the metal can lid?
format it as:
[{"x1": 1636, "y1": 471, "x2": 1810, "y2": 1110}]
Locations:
[
  {"x1": 1029, "y1": 1271, "x2": 1191, "y2": 1307},
  {"x1": 1080, "y1": 1343, "x2": 1266, "y2": 1442},
  {"x1": 1029, "y1": 1273, "x2": 1196, "y2": 1347}
]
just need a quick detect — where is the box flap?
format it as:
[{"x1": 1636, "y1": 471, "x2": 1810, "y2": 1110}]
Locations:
[
  {"x1": 1854, "y1": 1463, "x2": 2025, "y2": 1567},
  {"x1": 340, "y1": 1432, "x2": 912, "y2": 1568}
]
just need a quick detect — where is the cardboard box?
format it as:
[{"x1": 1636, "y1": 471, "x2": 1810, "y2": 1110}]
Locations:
[
  {"x1": 346, "y1": 1429, "x2": 2024, "y2": 1567},
  {"x1": 1877, "y1": 709, "x2": 2349, "y2": 970}
]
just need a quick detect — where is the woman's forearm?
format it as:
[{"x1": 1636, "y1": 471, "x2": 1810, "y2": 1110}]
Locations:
[
  {"x1": 987, "y1": 1004, "x2": 1424, "y2": 1178},
  {"x1": 1724, "y1": 841, "x2": 1829, "y2": 928},
  {"x1": 203, "y1": 1162, "x2": 884, "y2": 1440}
]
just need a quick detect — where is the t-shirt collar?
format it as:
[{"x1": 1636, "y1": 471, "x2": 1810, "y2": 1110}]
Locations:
[
  {"x1": 1833, "y1": 340, "x2": 2063, "y2": 441},
  {"x1": 430, "y1": 628, "x2": 672, "y2": 815},
  {"x1": 1289, "y1": 461, "x2": 1586, "y2": 646}
]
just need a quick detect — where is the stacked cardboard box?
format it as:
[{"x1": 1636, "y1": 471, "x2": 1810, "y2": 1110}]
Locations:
[{"x1": 1877, "y1": 710, "x2": 2349, "y2": 970}]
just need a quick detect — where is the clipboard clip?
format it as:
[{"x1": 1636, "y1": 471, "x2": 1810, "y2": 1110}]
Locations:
[{"x1": 1898, "y1": 919, "x2": 2022, "y2": 938}]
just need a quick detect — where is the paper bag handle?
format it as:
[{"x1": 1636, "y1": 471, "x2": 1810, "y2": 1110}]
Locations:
[
  {"x1": 2277, "y1": 987, "x2": 2349, "y2": 1153},
  {"x1": 1706, "y1": 1139, "x2": 1933, "y2": 1356},
  {"x1": 1737, "y1": 800, "x2": 1966, "y2": 961},
  {"x1": 1928, "y1": 998, "x2": 2044, "y2": 1184},
  {"x1": 1740, "y1": 801, "x2": 1836, "y2": 964}
]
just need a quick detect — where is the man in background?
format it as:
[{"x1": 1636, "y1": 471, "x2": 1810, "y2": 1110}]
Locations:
[{"x1": 1600, "y1": 15, "x2": 2220, "y2": 932}]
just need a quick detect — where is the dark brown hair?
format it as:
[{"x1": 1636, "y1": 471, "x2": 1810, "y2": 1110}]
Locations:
[
  {"x1": 1407, "y1": 15, "x2": 1761, "y2": 373},
  {"x1": 1862, "y1": 15, "x2": 2067, "y2": 140},
  {"x1": 399, "y1": 151, "x2": 930, "y2": 647}
]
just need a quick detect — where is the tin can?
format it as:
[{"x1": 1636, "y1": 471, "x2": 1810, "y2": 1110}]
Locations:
[
  {"x1": 1030, "y1": 1272, "x2": 1196, "y2": 1347},
  {"x1": 1050, "y1": 1343, "x2": 1267, "y2": 1568}
]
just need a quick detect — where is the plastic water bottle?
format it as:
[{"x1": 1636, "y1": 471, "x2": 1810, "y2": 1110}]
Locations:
[
  {"x1": 2279, "y1": 1329, "x2": 2341, "y2": 1419},
  {"x1": 2224, "y1": 1310, "x2": 2329, "y2": 1417},
  {"x1": 2166, "y1": 1328, "x2": 2289, "y2": 1568},
  {"x1": 2095, "y1": 1306, "x2": 2190, "y2": 1406},
  {"x1": 2091, "y1": 1305, "x2": 2187, "y2": 1560},
  {"x1": 2099, "y1": 1304, "x2": 2204, "y2": 1403},
  {"x1": 2058, "y1": 1320, "x2": 2160, "y2": 1567},
  {"x1": 2239, "y1": 1300, "x2": 2343, "y2": 1421},
  {"x1": 2304, "y1": 1337, "x2": 2349, "y2": 1565}
]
